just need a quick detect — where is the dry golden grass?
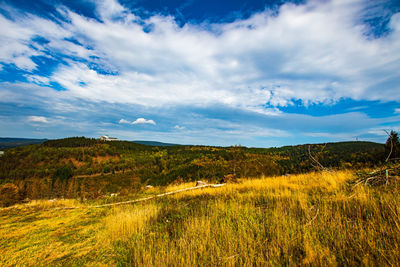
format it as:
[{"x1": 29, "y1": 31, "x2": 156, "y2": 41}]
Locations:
[
  {"x1": 109, "y1": 170, "x2": 400, "y2": 266},
  {"x1": 165, "y1": 181, "x2": 197, "y2": 191},
  {"x1": 102, "y1": 203, "x2": 160, "y2": 243},
  {"x1": 0, "y1": 200, "x2": 104, "y2": 266},
  {"x1": 1, "y1": 170, "x2": 400, "y2": 266},
  {"x1": 1, "y1": 198, "x2": 83, "y2": 212}
]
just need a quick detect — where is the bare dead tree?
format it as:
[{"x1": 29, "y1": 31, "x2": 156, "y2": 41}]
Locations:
[
  {"x1": 354, "y1": 130, "x2": 399, "y2": 187},
  {"x1": 308, "y1": 144, "x2": 329, "y2": 172},
  {"x1": 384, "y1": 129, "x2": 393, "y2": 163}
]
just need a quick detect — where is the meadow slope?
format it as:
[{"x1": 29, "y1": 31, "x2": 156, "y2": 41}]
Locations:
[{"x1": 1, "y1": 170, "x2": 399, "y2": 266}]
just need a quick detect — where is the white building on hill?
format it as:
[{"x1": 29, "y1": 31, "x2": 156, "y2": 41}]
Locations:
[{"x1": 99, "y1": 135, "x2": 118, "y2": 141}]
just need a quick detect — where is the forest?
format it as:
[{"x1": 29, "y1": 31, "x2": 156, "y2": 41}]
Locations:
[{"x1": 0, "y1": 136, "x2": 387, "y2": 204}]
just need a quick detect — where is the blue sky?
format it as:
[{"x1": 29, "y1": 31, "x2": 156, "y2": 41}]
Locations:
[{"x1": 0, "y1": 0, "x2": 400, "y2": 147}]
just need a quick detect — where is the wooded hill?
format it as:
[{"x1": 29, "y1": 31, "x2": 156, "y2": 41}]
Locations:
[{"x1": 0, "y1": 137, "x2": 385, "y2": 201}]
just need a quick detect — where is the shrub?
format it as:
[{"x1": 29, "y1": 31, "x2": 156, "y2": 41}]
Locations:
[
  {"x1": 53, "y1": 166, "x2": 73, "y2": 182},
  {"x1": 103, "y1": 165, "x2": 111, "y2": 173},
  {"x1": 0, "y1": 183, "x2": 21, "y2": 207}
]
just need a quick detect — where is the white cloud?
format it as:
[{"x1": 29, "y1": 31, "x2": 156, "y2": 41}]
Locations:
[
  {"x1": 27, "y1": 116, "x2": 49, "y2": 123},
  {"x1": 347, "y1": 106, "x2": 368, "y2": 111},
  {"x1": 120, "y1": 118, "x2": 156, "y2": 125},
  {"x1": 0, "y1": 0, "x2": 399, "y2": 114},
  {"x1": 56, "y1": 0, "x2": 400, "y2": 109},
  {"x1": 0, "y1": 7, "x2": 73, "y2": 71},
  {"x1": 95, "y1": 0, "x2": 127, "y2": 20},
  {"x1": 174, "y1": 125, "x2": 185, "y2": 130},
  {"x1": 25, "y1": 75, "x2": 50, "y2": 85},
  {"x1": 132, "y1": 118, "x2": 156, "y2": 125},
  {"x1": 119, "y1": 118, "x2": 130, "y2": 124},
  {"x1": 395, "y1": 108, "x2": 400, "y2": 114},
  {"x1": 0, "y1": 14, "x2": 37, "y2": 71},
  {"x1": 367, "y1": 127, "x2": 400, "y2": 136}
]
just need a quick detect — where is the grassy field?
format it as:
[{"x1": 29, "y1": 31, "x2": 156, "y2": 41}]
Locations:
[{"x1": 1, "y1": 170, "x2": 399, "y2": 266}]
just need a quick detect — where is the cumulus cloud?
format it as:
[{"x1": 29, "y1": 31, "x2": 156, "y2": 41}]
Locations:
[
  {"x1": 118, "y1": 119, "x2": 130, "y2": 124},
  {"x1": 395, "y1": 108, "x2": 400, "y2": 114},
  {"x1": 119, "y1": 118, "x2": 156, "y2": 125},
  {"x1": 27, "y1": 116, "x2": 49, "y2": 123},
  {"x1": 0, "y1": 0, "x2": 398, "y2": 112},
  {"x1": 132, "y1": 118, "x2": 156, "y2": 125}
]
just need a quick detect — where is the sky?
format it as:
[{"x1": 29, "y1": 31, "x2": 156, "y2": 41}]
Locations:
[{"x1": 0, "y1": 0, "x2": 400, "y2": 147}]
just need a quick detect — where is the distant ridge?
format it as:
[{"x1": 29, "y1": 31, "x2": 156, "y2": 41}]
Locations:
[
  {"x1": 132, "y1": 140, "x2": 181, "y2": 146},
  {"x1": 0, "y1": 137, "x2": 180, "y2": 149},
  {"x1": 0, "y1": 137, "x2": 383, "y2": 150},
  {"x1": 0, "y1": 138, "x2": 48, "y2": 149}
]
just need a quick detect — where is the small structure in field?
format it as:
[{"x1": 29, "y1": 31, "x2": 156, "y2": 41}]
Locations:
[
  {"x1": 99, "y1": 135, "x2": 118, "y2": 141},
  {"x1": 0, "y1": 151, "x2": 4, "y2": 157}
]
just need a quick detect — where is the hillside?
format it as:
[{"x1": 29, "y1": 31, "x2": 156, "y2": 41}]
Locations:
[
  {"x1": 0, "y1": 138, "x2": 47, "y2": 150},
  {"x1": 133, "y1": 140, "x2": 181, "y2": 146},
  {"x1": 1, "y1": 171, "x2": 399, "y2": 265},
  {"x1": 0, "y1": 137, "x2": 385, "y2": 201}
]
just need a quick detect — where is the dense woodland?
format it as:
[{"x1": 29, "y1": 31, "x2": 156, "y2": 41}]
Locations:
[{"x1": 0, "y1": 136, "x2": 387, "y2": 203}]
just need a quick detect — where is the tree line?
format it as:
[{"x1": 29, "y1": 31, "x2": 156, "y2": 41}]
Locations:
[{"x1": 0, "y1": 136, "x2": 390, "y2": 206}]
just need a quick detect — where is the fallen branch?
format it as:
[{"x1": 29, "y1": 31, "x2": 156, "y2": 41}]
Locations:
[
  {"x1": 353, "y1": 164, "x2": 400, "y2": 187},
  {"x1": 352, "y1": 179, "x2": 364, "y2": 188},
  {"x1": 365, "y1": 176, "x2": 380, "y2": 186},
  {"x1": 43, "y1": 183, "x2": 226, "y2": 211}
]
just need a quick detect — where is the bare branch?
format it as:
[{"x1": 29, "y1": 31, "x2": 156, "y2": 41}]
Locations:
[
  {"x1": 308, "y1": 145, "x2": 328, "y2": 171},
  {"x1": 364, "y1": 176, "x2": 380, "y2": 186},
  {"x1": 384, "y1": 129, "x2": 393, "y2": 162},
  {"x1": 24, "y1": 183, "x2": 227, "y2": 211}
]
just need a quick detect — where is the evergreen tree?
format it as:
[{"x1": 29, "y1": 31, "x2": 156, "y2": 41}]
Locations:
[{"x1": 385, "y1": 130, "x2": 400, "y2": 160}]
